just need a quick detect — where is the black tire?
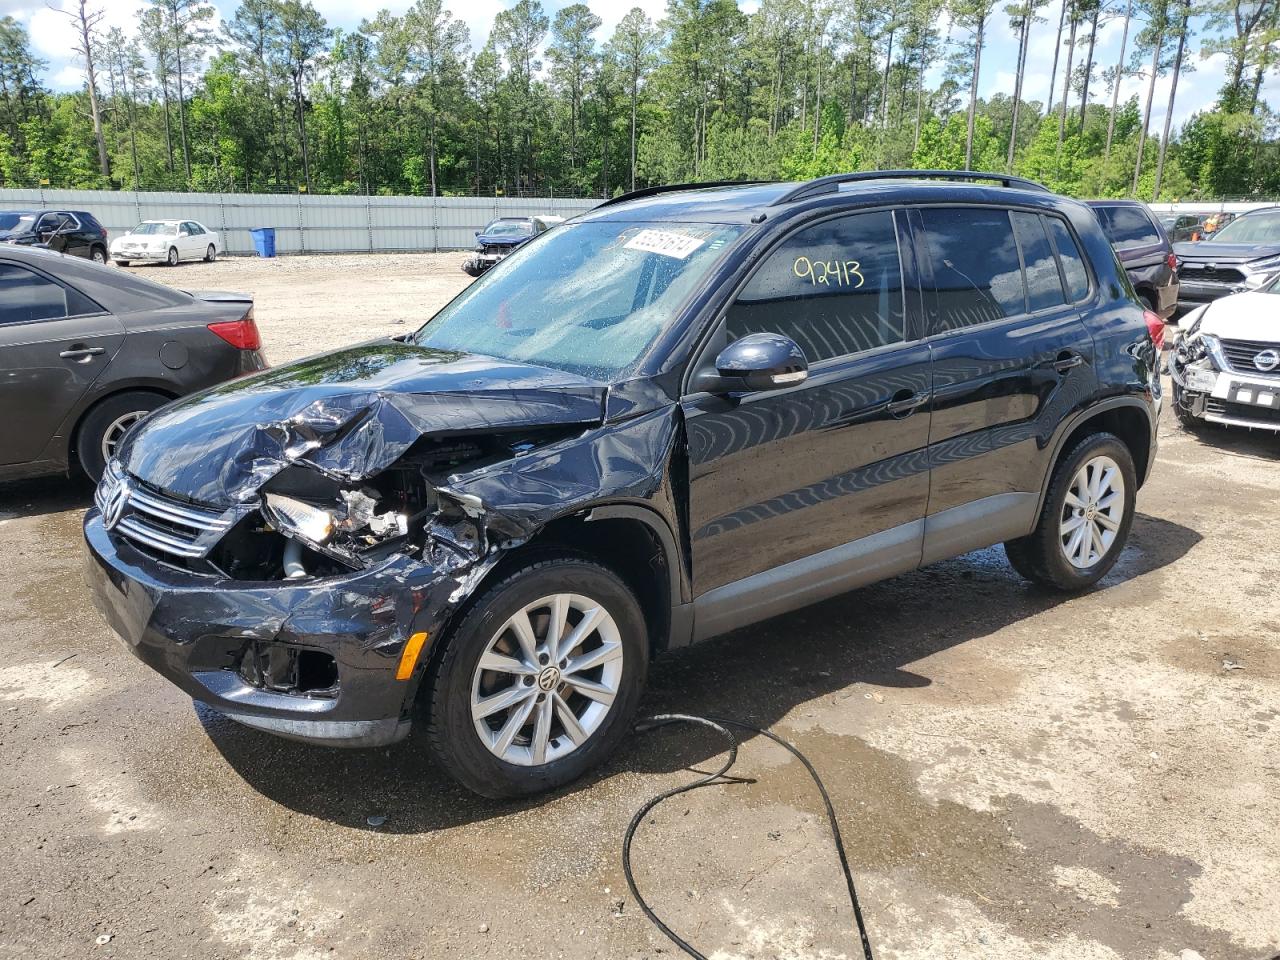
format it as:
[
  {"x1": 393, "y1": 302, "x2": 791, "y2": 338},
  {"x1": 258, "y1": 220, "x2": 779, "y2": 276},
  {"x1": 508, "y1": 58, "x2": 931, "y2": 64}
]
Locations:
[
  {"x1": 204, "y1": 244, "x2": 216, "y2": 262},
  {"x1": 1004, "y1": 431, "x2": 1137, "y2": 592},
  {"x1": 166, "y1": 246, "x2": 179, "y2": 266},
  {"x1": 425, "y1": 554, "x2": 648, "y2": 799},
  {"x1": 1172, "y1": 382, "x2": 1203, "y2": 431},
  {"x1": 76, "y1": 391, "x2": 170, "y2": 482},
  {"x1": 115, "y1": 259, "x2": 130, "y2": 267},
  {"x1": 1137, "y1": 292, "x2": 1155, "y2": 313},
  {"x1": 90, "y1": 245, "x2": 108, "y2": 264}
]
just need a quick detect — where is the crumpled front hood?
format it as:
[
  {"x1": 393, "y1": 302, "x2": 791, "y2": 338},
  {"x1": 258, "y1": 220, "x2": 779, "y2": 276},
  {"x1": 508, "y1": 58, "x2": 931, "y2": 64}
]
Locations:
[
  {"x1": 118, "y1": 341, "x2": 606, "y2": 507},
  {"x1": 1194, "y1": 292, "x2": 1280, "y2": 342},
  {"x1": 1174, "y1": 240, "x2": 1280, "y2": 263}
]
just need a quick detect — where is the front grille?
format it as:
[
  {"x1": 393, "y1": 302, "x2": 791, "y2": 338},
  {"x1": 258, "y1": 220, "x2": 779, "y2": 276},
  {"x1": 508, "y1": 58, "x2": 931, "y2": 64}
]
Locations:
[
  {"x1": 1219, "y1": 338, "x2": 1280, "y2": 377},
  {"x1": 96, "y1": 468, "x2": 237, "y2": 560},
  {"x1": 1179, "y1": 265, "x2": 1245, "y2": 284},
  {"x1": 483, "y1": 245, "x2": 510, "y2": 256},
  {"x1": 1206, "y1": 397, "x2": 1280, "y2": 424}
]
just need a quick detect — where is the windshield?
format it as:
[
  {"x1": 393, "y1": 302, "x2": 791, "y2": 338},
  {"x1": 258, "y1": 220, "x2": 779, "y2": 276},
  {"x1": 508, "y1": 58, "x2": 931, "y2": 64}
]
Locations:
[
  {"x1": 0, "y1": 213, "x2": 34, "y2": 231},
  {"x1": 1207, "y1": 211, "x2": 1280, "y2": 244},
  {"x1": 482, "y1": 220, "x2": 534, "y2": 238},
  {"x1": 132, "y1": 222, "x2": 177, "y2": 235},
  {"x1": 414, "y1": 221, "x2": 744, "y2": 380}
]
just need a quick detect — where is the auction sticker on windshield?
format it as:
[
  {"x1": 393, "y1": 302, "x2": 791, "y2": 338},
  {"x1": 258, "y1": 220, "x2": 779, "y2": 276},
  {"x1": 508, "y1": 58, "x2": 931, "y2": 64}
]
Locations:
[{"x1": 624, "y1": 229, "x2": 706, "y2": 259}]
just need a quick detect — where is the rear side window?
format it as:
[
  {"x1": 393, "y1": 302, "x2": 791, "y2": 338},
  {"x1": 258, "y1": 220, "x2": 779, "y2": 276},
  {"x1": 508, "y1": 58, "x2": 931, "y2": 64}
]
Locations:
[
  {"x1": 918, "y1": 207, "x2": 1024, "y2": 331},
  {"x1": 725, "y1": 209, "x2": 906, "y2": 362},
  {"x1": 1012, "y1": 212, "x2": 1067, "y2": 312},
  {"x1": 0, "y1": 263, "x2": 70, "y2": 324},
  {"x1": 1096, "y1": 205, "x2": 1161, "y2": 250},
  {"x1": 1044, "y1": 217, "x2": 1090, "y2": 301}
]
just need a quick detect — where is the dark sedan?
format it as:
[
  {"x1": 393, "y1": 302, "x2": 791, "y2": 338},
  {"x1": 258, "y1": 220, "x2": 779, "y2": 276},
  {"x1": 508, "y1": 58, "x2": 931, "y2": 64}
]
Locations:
[{"x1": 0, "y1": 245, "x2": 267, "y2": 483}]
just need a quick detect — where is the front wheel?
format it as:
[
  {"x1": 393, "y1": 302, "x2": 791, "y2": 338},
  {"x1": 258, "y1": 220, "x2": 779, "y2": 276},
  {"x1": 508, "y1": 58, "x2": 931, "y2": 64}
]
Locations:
[
  {"x1": 115, "y1": 259, "x2": 130, "y2": 267},
  {"x1": 166, "y1": 246, "x2": 179, "y2": 266},
  {"x1": 1004, "y1": 432, "x2": 1137, "y2": 591},
  {"x1": 204, "y1": 244, "x2": 217, "y2": 262},
  {"x1": 425, "y1": 555, "x2": 648, "y2": 798}
]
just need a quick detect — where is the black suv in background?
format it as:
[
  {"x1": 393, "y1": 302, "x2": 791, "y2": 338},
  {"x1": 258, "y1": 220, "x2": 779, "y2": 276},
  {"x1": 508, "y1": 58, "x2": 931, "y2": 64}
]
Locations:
[
  {"x1": 1087, "y1": 200, "x2": 1178, "y2": 318},
  {"x1": 0, "y1": 209, "x2": 111, "y2": 263},
  {"x1": 84, "y1": 171, "x2": 1161, "y2": 798}
]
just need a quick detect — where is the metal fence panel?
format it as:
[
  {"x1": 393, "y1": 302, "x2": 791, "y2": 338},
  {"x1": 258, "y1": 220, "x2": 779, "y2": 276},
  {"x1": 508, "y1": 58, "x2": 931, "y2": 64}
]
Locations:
[{"x1": 0, "y1": 189, "x2": 599, "y2": 255}]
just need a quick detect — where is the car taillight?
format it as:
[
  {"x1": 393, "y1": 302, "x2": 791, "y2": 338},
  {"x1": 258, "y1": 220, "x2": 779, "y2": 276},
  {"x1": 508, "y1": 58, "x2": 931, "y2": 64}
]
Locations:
[
  {"x1": 1166, "y1": 251, "x2": 1177, "y2": 271},
  {"x1": 1143, "y1": 309, "x2": 1164, "y2": 351},
  {"x1": 208, "y1": 312, "x2": 261, "y2": 351}
]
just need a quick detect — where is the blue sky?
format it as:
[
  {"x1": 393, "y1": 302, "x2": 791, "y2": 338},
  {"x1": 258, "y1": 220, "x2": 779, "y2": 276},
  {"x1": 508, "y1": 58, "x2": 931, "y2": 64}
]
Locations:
[{"x1": 11, "y1": 0, "x2": 1263, "y2": 133}]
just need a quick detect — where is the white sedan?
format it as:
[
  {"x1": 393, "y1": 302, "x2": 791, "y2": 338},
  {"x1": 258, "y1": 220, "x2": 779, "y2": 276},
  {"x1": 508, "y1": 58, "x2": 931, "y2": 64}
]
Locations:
[
  {"x1": 1169, "y1": 274, "x2": 1280, "y2": 431},
  {"x1": 111, "y1": 219, "x2": 220, "y2": 266}
]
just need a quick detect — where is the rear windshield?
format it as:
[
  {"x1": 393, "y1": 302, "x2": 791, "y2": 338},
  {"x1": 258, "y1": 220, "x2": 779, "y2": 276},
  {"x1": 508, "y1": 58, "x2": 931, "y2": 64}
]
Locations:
[
  {"x1": 1095, "y1": 205, "x2": 1162, "y2": 250},
  {"x1": 415, "y1": 220, "x2": 745, "y2": 380},
  {"x1": 1208, "y1": 210, "x2": 1280, "y2": 243},
  {"x1": 132, "y1": 222, "x2": 178, "y2": 235}
]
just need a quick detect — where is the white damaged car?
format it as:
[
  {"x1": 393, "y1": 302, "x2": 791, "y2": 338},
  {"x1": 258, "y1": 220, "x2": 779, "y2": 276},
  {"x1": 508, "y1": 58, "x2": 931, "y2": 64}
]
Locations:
[
  {"x1": 1170, "y1": 275, "x2": 1280, "y2": 431},
  {"x1": 111, "y1": 219, "x2": 220, "y2": 267}
]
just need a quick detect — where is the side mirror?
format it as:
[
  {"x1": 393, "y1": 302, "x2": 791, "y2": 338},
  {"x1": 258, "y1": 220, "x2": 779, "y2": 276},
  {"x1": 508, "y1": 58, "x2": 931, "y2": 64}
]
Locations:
[
  {"x1": 704, "y1": 333, "x2": 809, "y2": 393},
  {"x1": 474, "y1": 230, "x2": 481, "y2": 237}
]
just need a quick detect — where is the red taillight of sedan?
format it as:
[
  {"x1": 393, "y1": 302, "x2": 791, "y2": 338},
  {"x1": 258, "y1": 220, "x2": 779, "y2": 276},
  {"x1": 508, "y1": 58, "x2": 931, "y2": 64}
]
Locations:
[
  {"x1": 1166, "y1": 251, "x2": 1177, "y2": 271},
  {"x1": 208, "y1": 310, "x2": 261, "y2": 351},
  {"x1": 1143, "y1": 309, "x2": 1165, "y2": 351}
]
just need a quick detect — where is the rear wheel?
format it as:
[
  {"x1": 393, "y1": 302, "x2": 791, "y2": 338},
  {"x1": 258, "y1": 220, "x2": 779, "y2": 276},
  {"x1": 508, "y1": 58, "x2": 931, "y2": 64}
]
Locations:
[
  {"x1": 90, "y1": 245, "x2": 107, "y2": 264},
  {"x1": 204, "y1": 243, "x2": 217, "y2": 262},
  {"x1": 1004, "y1": 432, "x2": 1136, "y2": 591},
  {"x1": 166, "y1": 246, "x2": 179, "y2": 266},
  {"x1": 425, "y1": 555, "x2": 648, "y2": 798},
  {"x1": 76, "y1": 391, "x2": 170, "y2": 482}
]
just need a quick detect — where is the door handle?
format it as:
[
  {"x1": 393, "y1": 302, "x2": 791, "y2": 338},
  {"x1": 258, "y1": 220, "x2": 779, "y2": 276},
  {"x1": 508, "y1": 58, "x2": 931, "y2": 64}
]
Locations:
[
  {"x1": 886, "y1": 390, "x2": 929, "y2": 418},
  {"x1": 59, "y1": 346, "x2": 105, "y2": 360},
  {"x1": 1051, "y1": 351, "x2": 1084, "y2": 374}
]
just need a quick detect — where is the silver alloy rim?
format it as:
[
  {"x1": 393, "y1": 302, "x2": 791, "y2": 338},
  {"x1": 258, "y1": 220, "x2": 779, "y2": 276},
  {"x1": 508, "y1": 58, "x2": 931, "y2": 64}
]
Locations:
[
  {"x1": 1060, "y1": 455, "x2": 1124, "y2": 569},
  {"x1": 168, "y1": 248, "x2": 178, "y2": 265},
  {"x1": 206, "y1": 245, "x2": 216, "y2": 261},
  {"x1": 470, "y1": 593, "x2": 624, "y2": 767},
  {"x1": 92, "y1": 249, "x2": 105, "y2": 262},
  {"x1": 101, "y1": 411, "x2": 148, "y2": 462}
]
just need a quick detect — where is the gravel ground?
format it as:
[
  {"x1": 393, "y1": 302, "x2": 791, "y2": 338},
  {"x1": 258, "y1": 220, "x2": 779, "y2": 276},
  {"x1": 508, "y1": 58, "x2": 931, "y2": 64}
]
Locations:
[{"x1": 0, "y1": 254, "x2": 1277, "y2": 960}]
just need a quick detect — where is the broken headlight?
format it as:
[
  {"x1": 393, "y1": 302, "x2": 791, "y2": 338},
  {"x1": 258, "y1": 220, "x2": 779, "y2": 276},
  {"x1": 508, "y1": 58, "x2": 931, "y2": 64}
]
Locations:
[
  {"x1": 263, "y1": 490, "x2": 408, "y2": 549},
  {"x1": 263, "y1": 493, "x2": 335, "y2": 544}
]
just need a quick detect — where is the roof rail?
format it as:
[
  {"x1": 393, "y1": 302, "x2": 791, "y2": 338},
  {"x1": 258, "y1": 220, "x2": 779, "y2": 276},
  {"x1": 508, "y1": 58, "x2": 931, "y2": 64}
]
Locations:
[
  {"x1": 595, "y1": 179, "x2": 771, "y2": 209},
  {"x1": 771, "y1": 170, "x2": 1051, "y2": 205}
]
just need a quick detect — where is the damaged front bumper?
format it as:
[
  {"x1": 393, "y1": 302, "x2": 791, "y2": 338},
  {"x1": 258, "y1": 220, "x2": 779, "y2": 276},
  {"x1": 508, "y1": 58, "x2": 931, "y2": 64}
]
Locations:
[{"x1": 83, "y1": 507, "x2": 479, "y2": 747}]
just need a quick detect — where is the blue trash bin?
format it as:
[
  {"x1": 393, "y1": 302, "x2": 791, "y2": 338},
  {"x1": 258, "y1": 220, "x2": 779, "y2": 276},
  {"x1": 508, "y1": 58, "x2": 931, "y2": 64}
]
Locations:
[{"x1": 249, "y1": 227, "x2": 276, "y2": 258}]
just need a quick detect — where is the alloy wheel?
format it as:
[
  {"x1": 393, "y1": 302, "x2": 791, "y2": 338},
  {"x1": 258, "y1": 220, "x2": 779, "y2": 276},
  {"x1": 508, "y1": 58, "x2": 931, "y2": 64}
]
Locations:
[
  {"x1": 100, "y1": 410, "x2": 149, "y2": 463},
  {"x1": 1059, "y1": 455, "x2": 1125, "y2": 569},
  {"x1": 470, "y1": 593, "x2": 624, "y2": 767},
  {"x1": 91, "y1": 248, "x2": 106, "y2": 263}
]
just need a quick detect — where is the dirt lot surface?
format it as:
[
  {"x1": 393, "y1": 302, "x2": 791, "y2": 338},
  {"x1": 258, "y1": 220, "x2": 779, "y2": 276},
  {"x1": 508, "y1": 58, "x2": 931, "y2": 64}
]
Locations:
[{"x1": 1, "y1": 254, "x2": 1277, "y2": 960}]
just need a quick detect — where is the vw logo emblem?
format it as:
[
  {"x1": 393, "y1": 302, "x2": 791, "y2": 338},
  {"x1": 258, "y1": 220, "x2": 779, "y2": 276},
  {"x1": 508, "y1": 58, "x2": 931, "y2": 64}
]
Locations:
[
  {"x1": 1255, "y1": 349, "x2": 1280, "y2": 373},
  {"x1": 101, "y1": 480, "x2": 130, "y2": 531}
]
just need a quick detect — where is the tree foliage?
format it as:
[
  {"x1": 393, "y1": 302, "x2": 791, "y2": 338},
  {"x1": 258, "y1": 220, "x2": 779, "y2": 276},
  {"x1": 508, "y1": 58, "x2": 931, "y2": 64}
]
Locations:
[{"x1": 3, "y1": 0, "x2": 1279, "y2": 199}]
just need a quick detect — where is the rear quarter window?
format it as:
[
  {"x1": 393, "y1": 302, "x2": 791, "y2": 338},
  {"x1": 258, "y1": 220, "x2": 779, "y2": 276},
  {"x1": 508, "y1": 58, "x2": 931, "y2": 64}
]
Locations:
[{"x1": 1043, "y1": 217, "x2": 1091, "y2": 301}]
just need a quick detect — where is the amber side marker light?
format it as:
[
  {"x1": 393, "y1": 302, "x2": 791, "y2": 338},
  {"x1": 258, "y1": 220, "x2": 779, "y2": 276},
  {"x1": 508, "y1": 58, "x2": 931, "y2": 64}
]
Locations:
[{"x1": 396, "y1": 631, "x2": 429, "y2": 681}]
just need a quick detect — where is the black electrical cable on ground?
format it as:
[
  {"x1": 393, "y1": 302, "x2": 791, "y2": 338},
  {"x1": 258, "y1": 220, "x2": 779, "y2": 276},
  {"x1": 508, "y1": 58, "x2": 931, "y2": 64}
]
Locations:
[{"x1": 623, "y1": 714, "x2": 876, "y2": 960}]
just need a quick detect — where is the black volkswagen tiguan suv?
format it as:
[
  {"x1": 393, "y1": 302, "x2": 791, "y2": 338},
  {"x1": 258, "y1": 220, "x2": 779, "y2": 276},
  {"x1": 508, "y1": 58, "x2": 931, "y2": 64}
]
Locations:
[{"x1": 84, "y1": 172, "x2": 1161, "y2": 798}]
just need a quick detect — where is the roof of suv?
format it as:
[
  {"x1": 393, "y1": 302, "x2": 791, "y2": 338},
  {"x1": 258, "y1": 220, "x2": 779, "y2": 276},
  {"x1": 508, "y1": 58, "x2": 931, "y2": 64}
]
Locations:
[{"x1": 580, "y1": 171, "x2": 1066, "y2": 224}]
